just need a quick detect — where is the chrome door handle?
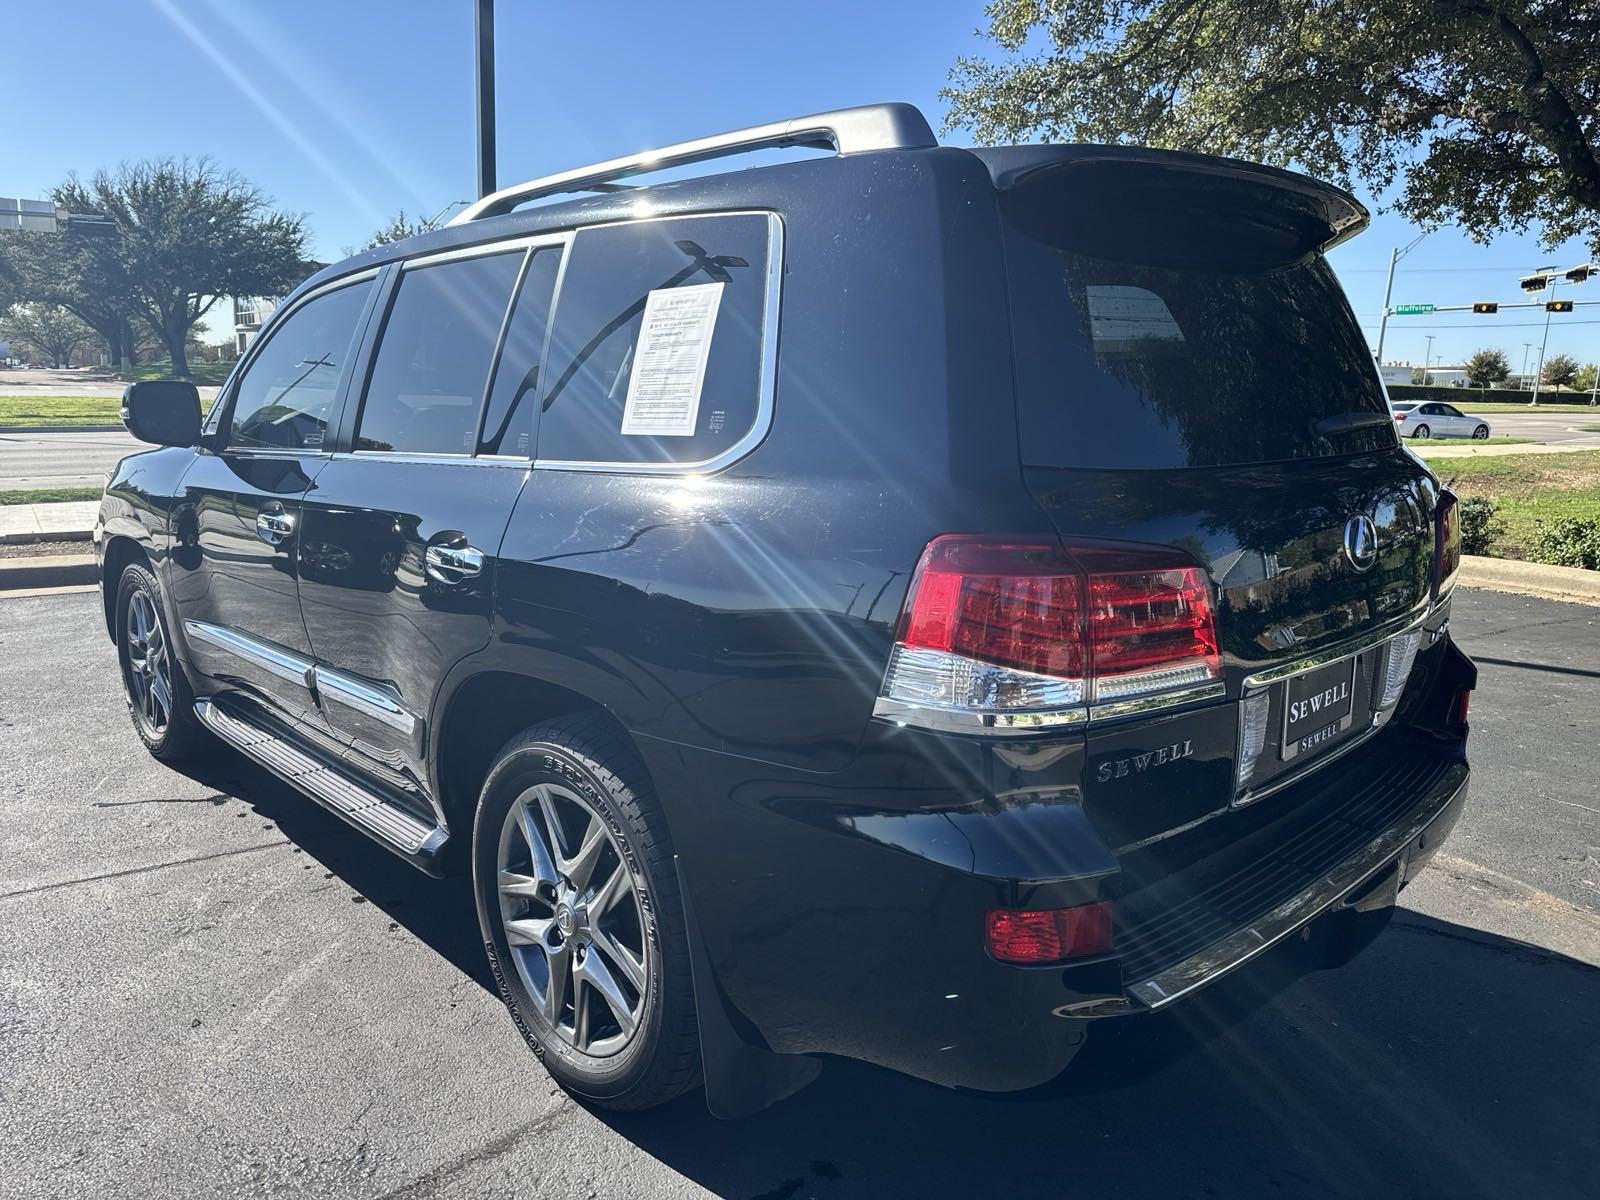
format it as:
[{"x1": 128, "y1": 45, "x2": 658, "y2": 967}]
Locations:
[
  {"x1": 256, "y1": 510, "x2": 295, "y2": 546},
  {"x1": 425, "y1": 543, "x2": 484, "y2": 584}
]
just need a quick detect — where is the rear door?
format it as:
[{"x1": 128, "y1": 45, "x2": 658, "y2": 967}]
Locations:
[{"x1": 295, "y1": 238, "x2": 565, "y2": 808}]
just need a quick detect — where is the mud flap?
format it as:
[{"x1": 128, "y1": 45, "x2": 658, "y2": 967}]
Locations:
[{"x1": 674, "y1": 856, "x2": 822, "y2": 1118}]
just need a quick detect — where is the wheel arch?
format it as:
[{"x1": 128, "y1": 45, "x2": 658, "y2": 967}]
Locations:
[
  {"x1": 431, "y1": 667, "x2": 652, "y2": 844},
  {"x1": 100, "y1": 534, "x2": 150, "y2": 640}
]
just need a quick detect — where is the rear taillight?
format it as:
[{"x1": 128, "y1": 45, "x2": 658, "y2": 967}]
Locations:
[
  {"x1": 1394, "y1": 411, "x2": 1407, "y2": 422},
  {"x1": 1432, "y1": 488, "x2": 1461, "y2": 599},
  {"x1": 878, "y1": 535, "x2": 1219, "y2": 730},
  {"x1": 986, "y1": 902, "x2": 1114, "y2": 964},
  {"x1": 1451, "y1": 688, "x2": 1471, "y2": 728}
]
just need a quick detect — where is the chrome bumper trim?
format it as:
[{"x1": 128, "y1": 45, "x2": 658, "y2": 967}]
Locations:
[
  {"x1": 1121, "y1": 763, "x2": 1467, "y2": 1013},
  {"x1": 184, "y1": 619, "x2": 313, "y2": 690}
]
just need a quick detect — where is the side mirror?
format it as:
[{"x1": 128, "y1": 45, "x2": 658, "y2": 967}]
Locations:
[{"x1": 121, "y1": 380, "x2": 201, "y2": 447}]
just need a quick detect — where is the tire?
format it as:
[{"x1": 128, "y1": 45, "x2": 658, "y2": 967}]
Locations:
[
  {"x1": 1412, "y1": 424, "x2": 1430, "y2": 439},
  {"x1": 1473, "y1": 425, "x2": 1490, "y2": 440},
  {"x1": 114, "y1": 561, "x2": 209, "y2": 763},
  {"x1": 472, "y1": 713, "x2": 700, "y2": 1110}
]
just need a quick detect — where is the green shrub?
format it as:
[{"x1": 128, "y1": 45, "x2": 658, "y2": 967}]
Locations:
[
  {"x1": 1458, "y1": 496, "x2": 1501, "y2": 556},
  {"x1": 1529, "y1": 517, "x2": 1600, "y2": 571}
]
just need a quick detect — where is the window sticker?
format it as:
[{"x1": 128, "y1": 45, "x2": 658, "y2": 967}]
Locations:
[{"x1": 620, "y1": 282, "x2": 724, "y2": 437}]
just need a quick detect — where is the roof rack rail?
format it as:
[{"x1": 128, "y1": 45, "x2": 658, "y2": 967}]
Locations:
[{"x1": 448, "y1": 102, "x2": 937, "y2": 225}]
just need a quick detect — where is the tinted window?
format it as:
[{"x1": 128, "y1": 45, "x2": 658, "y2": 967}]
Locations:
[
  {"x1": 1443, "y1": 404, "x2": 1463, "y2": 417},
  {"x1": 228, "y1": 280, "x2": 372, "y2": 450},
  {"x1": 355, "y1": 252, "x2": 523, "y2": 454},
  {"x1": 1007, "y1": 244, "x2": 1395, "y2": 469},
  {"x1": 537, "y1": 215, "x2": 772, "y2": 465},
  {"x1": 479, "y1": 247, "x2": 562, "y2": 456}
]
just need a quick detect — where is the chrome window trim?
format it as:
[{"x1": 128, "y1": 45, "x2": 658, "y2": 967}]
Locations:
[
  {"x1": 333, "y1": 450, "x2": 528, "y2": 468},
  {"x1": 398, "y1": 231, "x2": 571, "y2": 273},
  {"x1": 183, "y1": 620, "x2": 313, "y2": 689},
  {"x1": 532, "y1": 210, "x2": 784, "y2": 477},
  {"x1": 1240, "y1": 607, "x2": 1431, "y2": 689}
]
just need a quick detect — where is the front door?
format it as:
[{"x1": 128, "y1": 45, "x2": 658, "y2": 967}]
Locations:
[
  {"x1": 296, "y1": 242, "x2": 563, "y2": 810},
  {"x1": 169, "y1": 275, "x2": 378, "y2": 726}
]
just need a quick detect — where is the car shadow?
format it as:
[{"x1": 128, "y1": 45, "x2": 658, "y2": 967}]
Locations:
[{"x1": 181, "y1": 751, "x2": 1599, "y2": 1199}]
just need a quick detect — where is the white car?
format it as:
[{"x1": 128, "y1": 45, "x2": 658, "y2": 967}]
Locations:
[{"x1": 1390, "y1": 401, "x2": 1491, "y2": 440}]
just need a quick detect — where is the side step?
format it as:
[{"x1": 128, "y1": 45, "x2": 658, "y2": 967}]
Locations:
[{"x1": 196, "y1": 698, "x2": 449, "y2": 872}]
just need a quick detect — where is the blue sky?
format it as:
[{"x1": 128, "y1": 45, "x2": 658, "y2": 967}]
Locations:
[{"x1": 7, "y1": 0, "x2": 1598, "y2": 368}]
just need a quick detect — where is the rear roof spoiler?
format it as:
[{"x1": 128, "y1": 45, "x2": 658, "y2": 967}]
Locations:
[{"x1": 970, "y1": 145, "x2": 1369, "y2": 256}]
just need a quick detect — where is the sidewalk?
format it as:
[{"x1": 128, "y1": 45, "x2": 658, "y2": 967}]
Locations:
[
  {"x1": 1417, "y1": 441, "x2": 1600, "y2": 459},
  {"x1": 0, "y1": 501, "x2": 99, "y2": 543}
]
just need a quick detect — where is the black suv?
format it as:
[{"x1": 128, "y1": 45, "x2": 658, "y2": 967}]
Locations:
[{"x1": 98, "y1": 103, "x2": 1474, "y2": 1116}]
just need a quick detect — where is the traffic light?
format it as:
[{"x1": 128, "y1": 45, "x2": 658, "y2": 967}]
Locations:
[
  {"x1": 1521, "y1": 273, "x2": 1554, "y2": 292},
  {"x1": 1566, "y1": 264, "x2": 1594, "y2": 283},
  {"x1": 1472, "y1": 302, "x2": 1499, "y2": 314},
  {"x1": 1546, "y1": 299, "x2": 1574, "y2": 313}
]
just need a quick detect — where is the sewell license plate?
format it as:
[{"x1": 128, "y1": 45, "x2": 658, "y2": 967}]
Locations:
[{"x1": 1281, "y1": 657, "x2": 1358, "y2": 761}]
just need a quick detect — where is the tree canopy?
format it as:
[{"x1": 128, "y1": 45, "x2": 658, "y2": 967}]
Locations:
[
  {"x1": 0, "y1": 303, "x2": 95, "y2": 367},
  {"x1": 1465, "y1": 347, "x2": 1512, "y2": 387},
  {"x1": 944, "y1": 1, "x2": 1600, "y2": 251},
  {"x1": 53, "y1": 159, "x2": 308, "y2": 377},
  {"x1": 1540, "y1": 351, "x2": 1580, "y2": 387},
  {"x1": 363, "y1": 210, "x2": 437, "y2": 251}
]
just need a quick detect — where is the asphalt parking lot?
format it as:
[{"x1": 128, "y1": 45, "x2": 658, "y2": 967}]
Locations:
[{"x1": 2, "y1": 588, "x2": 1597, "y2": 1199}]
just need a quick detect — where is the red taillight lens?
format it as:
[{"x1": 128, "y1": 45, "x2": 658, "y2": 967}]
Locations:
[
  {"x1": 1394, "y1": 411, "x2": 1407, "y2": 421},
  {"x1": 1451, "y1": 688, "x2": 1471, "y2": 728},
  {"x1": 1085, "y1": 564, "x2": 1219, "y2": 696},
  {"x1": 899, "y1": 538, "x2": 1084, "y2": 678},
  {"x1": 885, "y1": 536, "x2": 1219, "y2": 717},
  {"x1": 1433, "y1": 489, "x2": 1461, "y2": 598},
  {"x1": 986, "y1": 902, "x2": 1115, "y2": 964}
]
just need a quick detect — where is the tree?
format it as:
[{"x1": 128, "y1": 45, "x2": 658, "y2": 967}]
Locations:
[
  {"x1": 943, "y1": 2, "x2": 1600, "y2": 253},
  {"x1": 0, "y1": 303, "x2": 96, "y2": 367},
  {"x1": 0, "y1": 227, "x2": 143, "y2": 369},
  {"x1": 1465, "y1": 348, "x2": 1512, "y2": 388},
  {"x1": 363, "y1": 210, "x2": 436, "y2": 251},
  {"x1": 55, "y1": 159, "x2": 308, "y2": 377},
  {"x1": 1574, "y1": 362, "x2": 1599, "y2": 395},
  {"x1": 1540, "y1": 352, "x2": 1580, "y2": 389}
]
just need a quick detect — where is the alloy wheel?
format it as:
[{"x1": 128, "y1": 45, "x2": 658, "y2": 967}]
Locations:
[
  {"x1": 125, "y1": 590, "x2": 172, "y2": 738},
  {"x1": 496, "y1": 782, "x2": 649, "y2": 1058}
]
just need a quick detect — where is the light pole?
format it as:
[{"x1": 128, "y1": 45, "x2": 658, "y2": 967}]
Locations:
[
  {"x1": 1423, "y1": 335, "x2": 1435, "y2": 384},
  {"x1": 1374, "y1": 231, "x2": 1431, "y2": 366},
  {"x1": 1521, "y1": 343, "x2": 1534, "y2": 390},
  {"x1": 1528, "y1": 268, "x2": 1559, "y2": 407},
  {"x1": 475, "y1": 0, "x2": 496, "y2": 199}
]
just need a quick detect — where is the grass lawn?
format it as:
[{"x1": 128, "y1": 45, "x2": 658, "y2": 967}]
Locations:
[
  {"x1": 0, "y1": 486, "x2": 103, "y2": 505},
  {"x1": 1431, "y1": 449, "x2": 1600, "y2": 559},
  {"x1": 1582, "y1": 425, "x2": 1600, "y2": 433},
  {"x1": 1411, "y1": 437, "x2": 1535, "y2": 448},
  {"x1": 119, "y1": 359, "x2": 234, "y2": 385},
  {"x1": 0, "y1": 393, "x2": 215, "y2": 427},
  {"x1": 1452, "y1": 401, "x2": 1600, "y2": 413}
]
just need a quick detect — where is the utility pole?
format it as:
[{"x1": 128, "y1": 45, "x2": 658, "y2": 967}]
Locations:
[
  {"x1": 475, "y1": 0, "x2": 496, "y2": 199},
  {"x1": 1374, "y1": 231, "x2": 1430, "y2": 366},
  {"x1": 1529, "y1": 271, "x2": 1559, "y2": 407}
]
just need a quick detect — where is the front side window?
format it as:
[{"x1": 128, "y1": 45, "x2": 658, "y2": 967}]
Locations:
[
  {"x1": 355, "y1": 251, "x2": 524, "y2": 454},
  {"x1": 536, "y1": 214, "x2": 774, "y2": 466},
  {"x1": 227, "y1": 280, "x2": 372, "y2": 451}
]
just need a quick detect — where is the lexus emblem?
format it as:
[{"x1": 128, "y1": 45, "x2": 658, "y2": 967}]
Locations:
[{"x1": 1343, "y1": 514, "x2": 1379, "y2": 572}]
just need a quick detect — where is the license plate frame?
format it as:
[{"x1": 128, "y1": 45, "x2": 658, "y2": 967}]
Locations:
[{"x1": 1280, "y1": 657, "x2": 1358, "y2": 762}]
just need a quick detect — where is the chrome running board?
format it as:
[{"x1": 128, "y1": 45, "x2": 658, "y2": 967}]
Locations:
[{"x1": 196, "y1": 698, "x2": 448, "y2": 869}]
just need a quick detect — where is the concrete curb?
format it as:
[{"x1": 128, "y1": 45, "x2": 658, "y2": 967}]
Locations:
[
  {"x1": 0, "y1": 553, "x2": 98, "y2": 590},
  {"x1": 1459, "y1": 554, "x2": 1600, "y2": 608},
  {"x1": 0, "y1": 424, "x2": 124, "y2": 433}
]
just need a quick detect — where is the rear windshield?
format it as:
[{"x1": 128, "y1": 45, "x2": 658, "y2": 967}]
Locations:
[{"x1": 1006, "y1": 242, "x2": 1396, "y2": 469}]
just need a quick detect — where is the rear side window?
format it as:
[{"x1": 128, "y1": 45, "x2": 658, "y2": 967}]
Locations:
[
  {"x1": 355, "y1": 251, "x2": 523, "y2": 454},
  {"x1": 1006, "y1": 243, "x2": 1395, "y2": 469},
  {"x1": 536, "y1": 214, "x2": 773, "y2": 467},
  {"x1": 227, "y1": 280, "x2": 372, "y2": 451}
]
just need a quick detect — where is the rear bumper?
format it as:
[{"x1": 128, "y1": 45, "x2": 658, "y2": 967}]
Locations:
[{"x1": 1113, "y1": 752, "x2": 1467, "y2": 1015}]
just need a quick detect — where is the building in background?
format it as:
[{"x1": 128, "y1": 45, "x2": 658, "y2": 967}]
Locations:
[{"x1": 231, "y1": 296, "x2": 279, "y2": 355}]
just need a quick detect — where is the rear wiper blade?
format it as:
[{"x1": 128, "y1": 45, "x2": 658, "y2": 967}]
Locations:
[{"x1": 1312, "y1": 411, "x2": 1393, "y2": 437}]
